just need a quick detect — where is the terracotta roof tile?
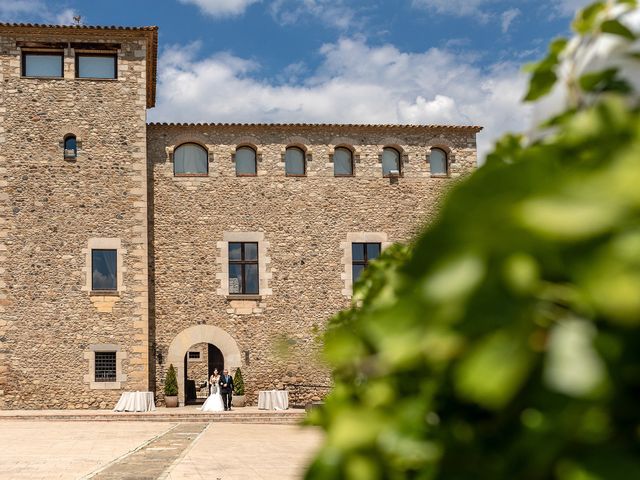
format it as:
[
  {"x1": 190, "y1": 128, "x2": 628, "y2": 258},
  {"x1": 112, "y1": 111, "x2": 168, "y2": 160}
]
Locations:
[
  {"x1": 0, "y1": 22, "x2": 157, "y2": 31},
  {"x1": 147, "y1": 122, "x2": 483, "y2": 131}
]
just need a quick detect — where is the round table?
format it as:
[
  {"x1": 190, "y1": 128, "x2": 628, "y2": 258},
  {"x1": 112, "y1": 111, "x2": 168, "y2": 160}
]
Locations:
[
  {"x1": 257, "y1": 390, "x2": 289, "y2": 410},
  {"x1": 113, "y1": 391, "x2": 156, "y2": 412}
]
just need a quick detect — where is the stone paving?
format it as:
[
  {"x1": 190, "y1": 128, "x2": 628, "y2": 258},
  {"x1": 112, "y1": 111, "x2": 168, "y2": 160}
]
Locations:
[
  {"x1": 164, "y1": 423, "x2": 323, "y2": 480},
  {"x1": 0, "y1": 420, "x2": 323, "y2": 479},
  {"x1": 90, "y1": 423, "x2": 208, "y2": 479},
  {"x1": 0, "y1": 421, "x2": 172, "y2": 479}
]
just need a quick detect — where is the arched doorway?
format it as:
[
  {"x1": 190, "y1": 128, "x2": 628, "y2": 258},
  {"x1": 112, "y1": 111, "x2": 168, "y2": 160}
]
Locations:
[
  {"x1": 166, "y1": 325, "x2": 242, "y2": 406},
  {"x1": 184, "y1": 343, "x2": 225, "y2": 405}
]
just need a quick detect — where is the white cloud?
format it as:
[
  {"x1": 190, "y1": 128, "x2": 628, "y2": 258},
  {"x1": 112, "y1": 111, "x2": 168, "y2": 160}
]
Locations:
[
  {"x1": 554, "y1": 0, "x2": 591, "y2": 17},
  {"x1": 150, "y1": 38, "x2": 531, "y2": 161},
  {"x1": 177, "y1": 0, "x2": 260, "y2": 17},
  {"x1": 269, "y1": 0, "x2": 357, "y2": 30},
  {"x1": 412, "y1": 0, "x2": 591, "y2": 21},
  {"x1": 411, "y1": 0, "x2": 495, "y2": 20},
  {"x1": 501, "y1": 8, "x2": 520, "y2": 33},
  {"x1": 0, "y1": 0, "x2": 79, "y2": 24},
  {"x1": 0, "y1": 0, "x2": 42, "y2": 17},
  {"x1": 55, "y1": 9, "x2": 79, "y2": 25}
]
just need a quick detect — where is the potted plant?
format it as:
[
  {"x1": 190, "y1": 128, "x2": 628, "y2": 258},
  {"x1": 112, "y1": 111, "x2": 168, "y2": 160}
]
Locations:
[
  {"x1": 232, "y1": 367, "x2": 246, "y2": 407},
  {"x1": 164, "y1": 363, "x2": 179, "y2": 408}
]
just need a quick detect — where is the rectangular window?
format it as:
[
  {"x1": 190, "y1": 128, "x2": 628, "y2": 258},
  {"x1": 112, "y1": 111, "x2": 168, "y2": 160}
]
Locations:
[
  {"x1": 92, "y1": 249, "x2": 117, "y2": 291},
  {"x1": 229, "y1": 242, "x2": 259, "y2": 295},
  {"x1": 352, "y1": 243, "x2": 381, "y2": 283},
  {"x1": 22, "y1": 52, "x2": 63, "y2": 78},
  {"x1": 95, "y1": 352, "x2": 117, "y2": 382},
  {"x1": 188, "y1": 351, "x2": 201, "y2": 360},
  {"x1": 76, "y1": 54, "x2": 117, "y2": 79}
]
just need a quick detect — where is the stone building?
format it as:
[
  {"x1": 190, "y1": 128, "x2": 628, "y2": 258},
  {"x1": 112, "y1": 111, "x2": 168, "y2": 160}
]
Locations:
[{"x1": 0, "y1": 23, "x2": 481, "y2": 409}]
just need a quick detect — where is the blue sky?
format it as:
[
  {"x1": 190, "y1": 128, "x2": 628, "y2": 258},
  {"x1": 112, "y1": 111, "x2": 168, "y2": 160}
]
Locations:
[{"x1": 0, "y1": 0, "x2": 591, "y2": 157}]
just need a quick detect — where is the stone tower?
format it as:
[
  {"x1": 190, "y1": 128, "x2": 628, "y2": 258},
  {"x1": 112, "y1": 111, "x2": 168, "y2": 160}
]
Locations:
[{"x1": 0, "y1": 24, "x2": 157, "y2": 408}]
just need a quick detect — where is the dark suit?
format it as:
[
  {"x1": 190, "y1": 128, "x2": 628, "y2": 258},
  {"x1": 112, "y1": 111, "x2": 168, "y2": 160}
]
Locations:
[{"x1": 219, "y1": 374, "x2": 234, "y2": 410}]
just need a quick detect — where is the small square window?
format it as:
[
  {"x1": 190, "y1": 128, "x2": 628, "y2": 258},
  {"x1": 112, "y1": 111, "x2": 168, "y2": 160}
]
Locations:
[
  {"x1": 92, "y1": 249, "x2": 117, "y2": 291},
  {"x1": 352, "y1": 242, "x2": 381, "y2": 283},
  {"x1": 95, "y1": 352, "x2": 117, "y2": 382},
  {"x1": 188, "y1": 351, "x2": 201, "y2": 360},
  {"x1": 76, "y1": 54, "x2": 117, "y2": 79},
  {"x1": 22, "y1": 52, "x2": 63, "y2": 78}
]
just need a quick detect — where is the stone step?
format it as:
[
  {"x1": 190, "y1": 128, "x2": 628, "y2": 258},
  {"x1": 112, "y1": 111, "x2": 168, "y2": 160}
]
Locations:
[{"x1": 0, "y1": 412, "x2": 307, "y2": 425}]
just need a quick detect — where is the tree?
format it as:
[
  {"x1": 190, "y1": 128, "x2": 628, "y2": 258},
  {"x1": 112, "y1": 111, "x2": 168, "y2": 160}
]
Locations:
[
  {"x1": 306, "y1": 2, "x2": 640, "y2": 479},
  {"x1": 164, "y1": 364, "x2": 178, "y2": 396},
  {"x1": 234, "y1": 367, "x2": 245, "y2": 396}
]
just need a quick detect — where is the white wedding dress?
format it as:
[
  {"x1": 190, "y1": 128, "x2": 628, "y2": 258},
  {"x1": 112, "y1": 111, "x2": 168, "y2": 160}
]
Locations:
[{"x1": 200, "y1": 381, "x2": 225, "y2": 412}]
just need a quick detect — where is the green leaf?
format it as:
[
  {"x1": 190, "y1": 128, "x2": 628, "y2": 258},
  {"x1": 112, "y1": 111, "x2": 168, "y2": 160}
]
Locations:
[
  {"x1": 517, "y1": 197, "x2": 625, "y2": 241},
  {"x1": 421, "y1": 254, "x2": 485, "y2": 303},
  {"x1": 523, "y1": 38, "x2": 567, "y2": 102},
  {"x1": 454, "y1": 331, "x2": 534, "y2": 410},
  {"x1": 579, "y1": 68, "x2": 632, "y2": 94},
  {"x1": 573, "y1": 1, "x2": 606, "y2": 34},
  {"x1": 601, "y1": 19, "x2": 636, "y2": 40},
  {"x1": 579, "y1": 68, "x2": 618, "y2": 91},
  {"x1": 524, "y1": 70, "x2": 558, "y2": 102}
]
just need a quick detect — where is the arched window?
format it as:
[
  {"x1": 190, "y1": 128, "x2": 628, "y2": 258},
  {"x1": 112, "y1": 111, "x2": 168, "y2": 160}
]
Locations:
[
  {"x1": 235, "y1": 146, "x2": 257, "y2": 176},
  {"x1": 285, "y1": 147, "x2": 306, "y2": 176},
  {"x1": 430, "y1": 148, "x2": 448, "y2": 176},
  {"x1": 334, "y1": 147, "x2": 354, "y2": 176},
  {"x1": 64, "y1": 134, "x2": 77, "y2": 159},
  {"x1": 382, "y1": 147, "x2": 401, "y2": 177},
  {"x1": 174, "y1": 143, "x2": 208, "y2": 176}
]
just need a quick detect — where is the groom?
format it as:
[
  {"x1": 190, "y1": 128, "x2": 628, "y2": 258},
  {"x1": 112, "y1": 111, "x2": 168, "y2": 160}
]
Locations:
[{"x1": 219, "y1": 368, "x2": 234, "y2": 411}]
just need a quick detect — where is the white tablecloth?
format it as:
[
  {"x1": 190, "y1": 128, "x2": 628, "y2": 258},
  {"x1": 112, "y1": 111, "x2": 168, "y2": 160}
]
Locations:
[
  {"x1": 113, "y1": 391, "x2": 156, "y2": 412},
  {"x1": 258, "y1": 390, "x2": 289, "y2": 410}
]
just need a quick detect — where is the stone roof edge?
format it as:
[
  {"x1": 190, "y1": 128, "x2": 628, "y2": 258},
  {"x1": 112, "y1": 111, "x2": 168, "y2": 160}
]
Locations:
[
  {"x1": 147, "y1": 122, "x2": 484, "y2": 132},
  {"x1": 0, "y1": 23, "x2": 158, "y2": 108}
]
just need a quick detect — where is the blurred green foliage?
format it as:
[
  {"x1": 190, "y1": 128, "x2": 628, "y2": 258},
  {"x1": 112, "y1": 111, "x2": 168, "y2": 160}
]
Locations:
[{"x1": 306, "y1": 2, "x2": 640, "y2": 479}]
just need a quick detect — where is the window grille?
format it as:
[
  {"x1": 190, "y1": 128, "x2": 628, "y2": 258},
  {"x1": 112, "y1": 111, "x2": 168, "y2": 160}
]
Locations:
[{"x1": 95, "y1": 352, "x2": 117, "y2": 382}]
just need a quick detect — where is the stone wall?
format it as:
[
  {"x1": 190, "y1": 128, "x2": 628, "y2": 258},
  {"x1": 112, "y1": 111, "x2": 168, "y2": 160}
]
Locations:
[
  {"x1": 148, "y1": 124, "x2": 479, "y2": 405},
  {"x1": 0, "y1": 25, "x2": 481, "y2": 410},
  {"x1": 0, "y1": 27, "x2": 150, "y2": 409}
]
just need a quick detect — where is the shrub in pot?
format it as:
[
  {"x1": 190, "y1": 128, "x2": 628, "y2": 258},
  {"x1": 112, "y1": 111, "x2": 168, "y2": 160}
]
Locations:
[
  {"x1": 232, "y1": 367, "x2": 246, "y2": 407},
  {"x1": 164, "y1": 363, "x2": 179, "y2": 408}
]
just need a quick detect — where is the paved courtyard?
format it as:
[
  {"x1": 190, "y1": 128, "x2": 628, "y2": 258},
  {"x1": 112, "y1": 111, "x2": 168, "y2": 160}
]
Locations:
[
  {"x1": 165, "y1": 423, "x2": 322, "y2": 480},
  {"x1": 0, "y1": 420, "x2": 323, "y2": 479}
]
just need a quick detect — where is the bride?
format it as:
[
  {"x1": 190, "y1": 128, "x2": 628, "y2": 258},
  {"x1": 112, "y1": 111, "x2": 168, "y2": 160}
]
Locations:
[{"x1": 200, "y1": 368, "x2": 225, "y2": 412}]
